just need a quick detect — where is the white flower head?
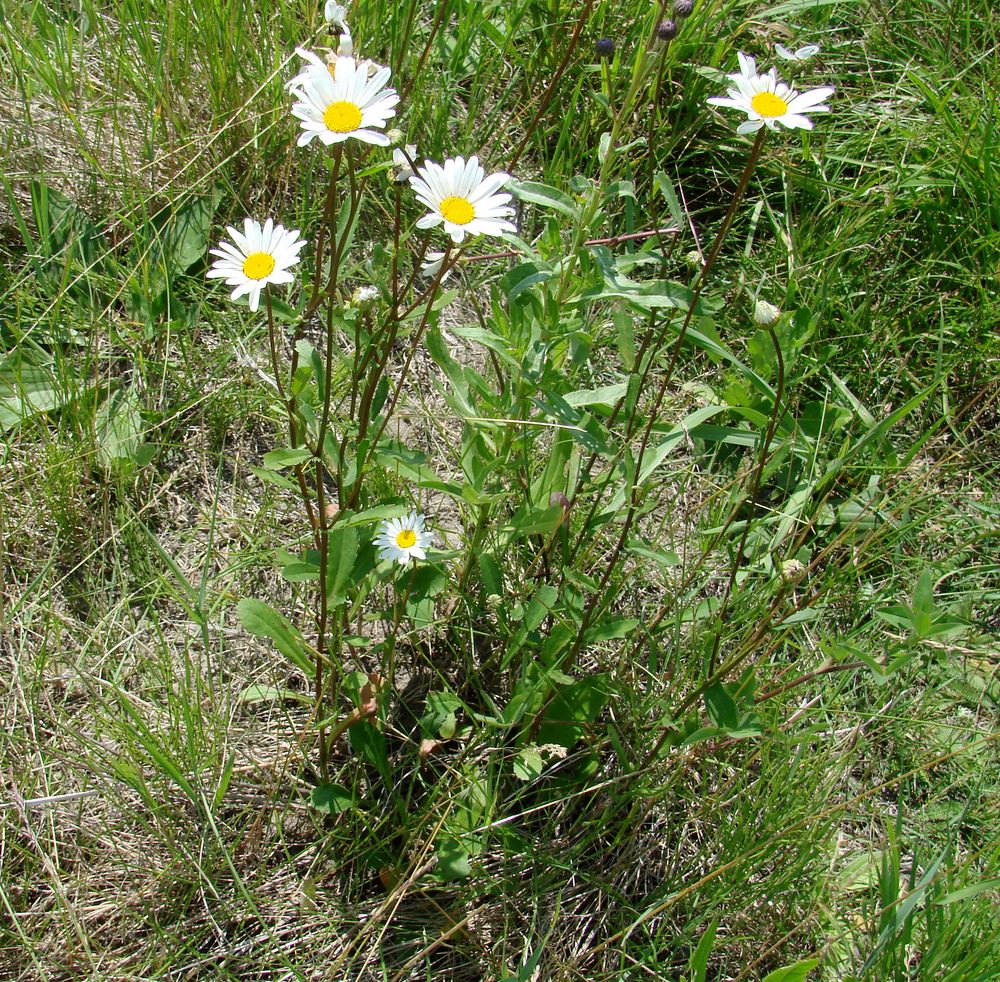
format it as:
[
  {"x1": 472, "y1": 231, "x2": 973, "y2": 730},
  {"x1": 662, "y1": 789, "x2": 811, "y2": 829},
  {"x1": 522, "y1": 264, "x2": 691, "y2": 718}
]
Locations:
[
  {"x1": 324, "y1": 2, "x2": 349, "y2": 30},
  {"x1": 375, "y1": 511, "x2": 433, "y2": 565},
  {"x1": 409, "y1": 155, "x2": 516, "y2": 244},
  {"x1": 206, "y1": 218, "x2": 306, "y2": 312},
  {"x1": 754, "y1": 299, "x2": 781, "y2": 325},
  {"x1": 290, "y1": 50, "x2": 399, "y2": 147},
  {"x1": 352, "y1": 285, "x2": 379, "y2": 305},
  {"x1": 708, "y1": 52, "x2": 833, "y2": 135},
  {"x1": 775, "y1": 43, "x2": 820, "y2": 62}
]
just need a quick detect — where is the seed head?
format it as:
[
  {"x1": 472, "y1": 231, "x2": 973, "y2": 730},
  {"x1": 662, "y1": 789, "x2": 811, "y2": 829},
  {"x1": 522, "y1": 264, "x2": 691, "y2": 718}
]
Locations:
[
  {"x1": 754, "y1": 299, "x2": 781, "y2": 326},
  {"x1": 595, "y1": 37, "x2": 615, "y2": 59},
  {"x1": 656, "y1": 19, "x2": 678, "y2": 41},
  {"x1": 673, "y1": 0, "x2": 694, "y2": 19}
]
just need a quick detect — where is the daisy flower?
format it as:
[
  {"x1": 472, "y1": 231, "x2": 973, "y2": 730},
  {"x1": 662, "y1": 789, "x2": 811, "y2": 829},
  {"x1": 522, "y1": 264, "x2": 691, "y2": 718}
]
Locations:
[
  {"x1": 708, "y1": 52, "x2": 833, "y2": 134},
  {"x1": 408, "y1": 155, "x2": 516, "y2": 244},
  {"x1": 290, "y1": 51, "x2": 398, "y2": 147},
  {"x1": 775, "y1": 43, "x2": 820, "y2": 62},
  {"x1": 375, "y1": 511, "x2": 433, "y2": 565},
  {"x1": 206, "y1": 218, "x2": 306, "y2": 312}
]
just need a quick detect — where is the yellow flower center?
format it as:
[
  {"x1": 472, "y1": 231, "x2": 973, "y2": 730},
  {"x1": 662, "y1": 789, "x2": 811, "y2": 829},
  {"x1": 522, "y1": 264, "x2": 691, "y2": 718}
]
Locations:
[
  {"x1": 751, "y1": 91, "x2": 789, "y2": 118},
  {"x1": 395, "y1": 528, "x2": 417, "y2": 549},
  {"x1": 439, "y1": 196, "x2": 475, "y2": 225},
  {"x1": 324, "y1": 100, "x2": 362, "y2": 133},
  {"x1": 242, "y1": 251, "x2": 276, "y2": 280}
]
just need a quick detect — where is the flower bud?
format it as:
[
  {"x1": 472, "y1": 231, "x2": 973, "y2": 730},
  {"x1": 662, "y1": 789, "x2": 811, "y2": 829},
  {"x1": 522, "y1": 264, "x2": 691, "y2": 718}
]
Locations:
[
  {"x1": 754, "y1": 299, "x2": 781, "y2": 326},
  {"x1": 549, "y1": 492, "x2": 571, "y2": 511},
  {"x1": 595, "y1": 37, "x2": 615, "y2": 59},
  {"x1": 656, "y1": 19, "x2": 678, "y2": 41},
  {"x1": 673, "y1": 0, "x2": 694, "y2": 19}
]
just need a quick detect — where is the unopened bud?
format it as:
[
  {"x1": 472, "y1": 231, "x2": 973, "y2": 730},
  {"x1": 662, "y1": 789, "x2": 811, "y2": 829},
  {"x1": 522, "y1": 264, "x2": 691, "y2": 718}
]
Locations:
[
  {"x1": 673, "y1": 0, "x2": 694, "y2": 19},
  {"x1": 595, "y1": 37, "x2": 615, "y2": 59},
  {"x1": 754, "y1": 299, "x2": 781, "y2": 326},
  {"x1": 549, "y1": 492, "x2": 571, "y2": 511},
  {"x1": 656, "y1": 19, "x2": 678, "y2": 41}
]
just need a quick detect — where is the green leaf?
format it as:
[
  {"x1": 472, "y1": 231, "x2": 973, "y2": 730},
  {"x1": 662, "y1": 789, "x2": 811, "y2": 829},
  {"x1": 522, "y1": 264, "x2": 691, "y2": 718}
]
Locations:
[
  {"x1": 237, "y1": 684, "x2": 308, "y2": 704},
  {"x1": 584, "y1": 617, "x2": 639, "y2": 644},
  {"x1": 311, "y1": 783, "x2": 355, "y2": 816},
  {"x1": 349, "y1": 721, "x2": 390, "y2": 786},
  {"x1": 509, "y1": 179, "x2": 579, "y2": 218},
  {"x1": 523, "y1": 584, "x2": 559, "y2": 632},
  {"x1": 280, "y1": 561, "x2": 320, "y2": 583},
  {"x1": 934, "y1": 878, "x2": 1000, "y2": 905},
  {"x1": 513, "y1": 747, "x2": 545, "y2": 782},
  {"x1": 478, "y1": 553, "x2": 503, "y2": 596},
  {"x1": 262, "y1": 447, "x2": 313, "y2": 469},
  {"x1": 0, "y1": 351, "x2": 87, "y2": 430},
  {"x1": 704, "y1": 681, "x2": 739, "y2": 730},
  {"x1": 625, "y1": 541, "x2": 680, "y2": 568},
  {"x1": 157, "y1": 190, "x2": 221, "y2": 282},
  {"x1": 688, "y1": 917, "x2": 718, "y2": 982},
  {"x1": 420, "y1": 690, "x2": 462, "y2": 740},
  {"x1": 236, "y1": 598, "x2": 312, "y2": 675},
  {"x1": 760, "y1": 959, "x2": 820, "y2": 982},
  {"x1": 95, "y1": 385, "x2": 144, "y2": 467},
  {"x1": 248, "y1": 465, "x2": 300, "y2": 491},
  {"x1": 436, "y1": 838, "x2": 472, "y2": 880},
  {"x1": 325, "y1": 525, "x2": 359, "y2": 606},
  {"x1": 564, "y1": 382, "x2": 628, "y2": 408},
  {"x1": 536, "y1": 675, "x2": 610, "y2": 749}
]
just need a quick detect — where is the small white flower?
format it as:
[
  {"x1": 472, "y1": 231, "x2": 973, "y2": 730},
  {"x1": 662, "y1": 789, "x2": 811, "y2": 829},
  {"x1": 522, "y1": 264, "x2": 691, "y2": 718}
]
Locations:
[
  {"x1": 290, "y1": 50, "x2": 399, "y2": 147},
  {"x1": 375, "y1": 511, "x2": 433, "y2": 565},
  {"x1": 206, "y1": 218, "x2": 306, "y2": 312},
  {"x1": 775, "y1": 43, "x2": 820, "y2": 62},
  {"x1": 754, "y1": 299, "x2": 781, "y2": 325},
  {"x1": 352, "y1": 285, "x2": 379, "y2": 305},
  {"x1": 408, "y1": 155, "x2": 516, "y2": 244},
  {"x1": 324, "y1": 1, "x2": 348, "y2": 29},
  {"x1": 392, "y1": 144, "x2": 417, "y2": 183},
  {"x1": 708, "y1": 52, "x2": 833, "y2": 134}
]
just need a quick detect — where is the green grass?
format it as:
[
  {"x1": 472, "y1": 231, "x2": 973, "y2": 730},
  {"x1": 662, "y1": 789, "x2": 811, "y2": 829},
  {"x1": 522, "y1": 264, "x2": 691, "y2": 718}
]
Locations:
[{"x1": 2, "y1": 0, "x2": 1000, "y2": 979}]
